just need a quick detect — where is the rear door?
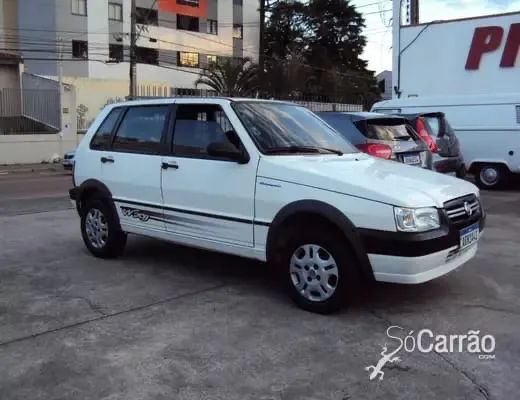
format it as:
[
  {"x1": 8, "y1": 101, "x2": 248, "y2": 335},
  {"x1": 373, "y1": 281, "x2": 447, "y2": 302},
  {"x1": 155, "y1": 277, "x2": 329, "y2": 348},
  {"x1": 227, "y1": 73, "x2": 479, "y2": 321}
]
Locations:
[
  {"x1": 97, "y1": 104, "x2": 171, "y2": 232},
  {"x1": 160, "y1": 101, "x2": 256, "y2": 247}
]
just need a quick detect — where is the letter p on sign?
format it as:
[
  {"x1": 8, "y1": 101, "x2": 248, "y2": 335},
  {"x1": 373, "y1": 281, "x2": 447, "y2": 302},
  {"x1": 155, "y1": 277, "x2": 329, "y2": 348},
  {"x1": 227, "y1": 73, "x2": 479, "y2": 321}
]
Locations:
[{"x1": 466, "y1": 26, "x2": 504, "y2": 70}]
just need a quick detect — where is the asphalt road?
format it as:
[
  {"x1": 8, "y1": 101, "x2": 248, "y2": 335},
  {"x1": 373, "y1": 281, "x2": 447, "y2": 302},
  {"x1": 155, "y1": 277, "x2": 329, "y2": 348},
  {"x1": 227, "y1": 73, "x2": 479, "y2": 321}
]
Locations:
[{"x1": 0, "y1": 172, "x2": 519, "y2": 400}]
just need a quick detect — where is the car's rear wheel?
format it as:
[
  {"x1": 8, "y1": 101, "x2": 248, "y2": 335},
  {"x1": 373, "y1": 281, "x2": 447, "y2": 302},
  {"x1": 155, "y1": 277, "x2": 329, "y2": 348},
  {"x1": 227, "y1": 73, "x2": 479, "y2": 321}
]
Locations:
[
  {"x1": 281, "y1": 229, "x2": 359, "y2": 314},
  {"x1": 475, "y1": 164, "x2": 509, "y2": 190},
  {"x1": 81, "y1": 198, "x2": 127, "y2": 258}
]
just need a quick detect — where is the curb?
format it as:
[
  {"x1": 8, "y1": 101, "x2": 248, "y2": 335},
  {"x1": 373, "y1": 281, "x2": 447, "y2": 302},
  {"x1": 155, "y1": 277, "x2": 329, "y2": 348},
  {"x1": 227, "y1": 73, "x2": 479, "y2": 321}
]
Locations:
[{"x1": 0, "y1": 165, "x2": 62, "y2": 175}]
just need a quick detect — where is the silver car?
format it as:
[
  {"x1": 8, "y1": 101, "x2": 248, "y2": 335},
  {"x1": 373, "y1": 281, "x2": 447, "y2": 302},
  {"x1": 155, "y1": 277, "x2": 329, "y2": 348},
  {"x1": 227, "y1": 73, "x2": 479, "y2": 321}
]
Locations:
[{"x1": 63, "y1": 150, "x2": 75, "y2": 171}]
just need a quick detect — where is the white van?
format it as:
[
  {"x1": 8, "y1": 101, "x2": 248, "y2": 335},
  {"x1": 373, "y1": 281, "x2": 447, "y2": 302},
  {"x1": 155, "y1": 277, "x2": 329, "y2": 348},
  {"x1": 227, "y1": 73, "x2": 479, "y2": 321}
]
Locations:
[{"x1": 372, "y1": 94, "x2": 520, "y2": 189}]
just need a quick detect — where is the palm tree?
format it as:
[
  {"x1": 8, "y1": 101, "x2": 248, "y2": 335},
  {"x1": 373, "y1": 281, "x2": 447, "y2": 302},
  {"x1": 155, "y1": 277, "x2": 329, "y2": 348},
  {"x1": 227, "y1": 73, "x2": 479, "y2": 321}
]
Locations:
[{"x1": 195, "y1": 57, "x2": 260, "y2": 97}]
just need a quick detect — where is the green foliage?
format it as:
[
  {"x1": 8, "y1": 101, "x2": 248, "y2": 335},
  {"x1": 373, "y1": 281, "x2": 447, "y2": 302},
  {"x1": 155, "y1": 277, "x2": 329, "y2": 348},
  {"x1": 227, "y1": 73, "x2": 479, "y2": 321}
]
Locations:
[
  {"x1": 195, "y1": 58, "x2": 260, "y2": 97},
  {"x1": 263, "y1": 0, "x2": 380, "y2": 104}
]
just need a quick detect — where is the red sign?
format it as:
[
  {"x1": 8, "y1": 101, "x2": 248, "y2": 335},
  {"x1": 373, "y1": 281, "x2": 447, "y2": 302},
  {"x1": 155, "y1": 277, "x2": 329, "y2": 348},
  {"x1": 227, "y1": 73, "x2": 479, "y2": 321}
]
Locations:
[
  {"x1": 159, "y1": 0, "x2": 208, "y2": 18},
  {"x1": 465, "y1": 23, "x2": 520, "y2": 70}
]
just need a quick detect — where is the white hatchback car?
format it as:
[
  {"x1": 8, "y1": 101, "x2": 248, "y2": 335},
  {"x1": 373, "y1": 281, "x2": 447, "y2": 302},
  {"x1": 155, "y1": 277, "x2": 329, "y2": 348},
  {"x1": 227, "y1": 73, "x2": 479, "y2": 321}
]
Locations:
[{"x1": 70, "y1": 98, "x2": 485, "y2": 313}]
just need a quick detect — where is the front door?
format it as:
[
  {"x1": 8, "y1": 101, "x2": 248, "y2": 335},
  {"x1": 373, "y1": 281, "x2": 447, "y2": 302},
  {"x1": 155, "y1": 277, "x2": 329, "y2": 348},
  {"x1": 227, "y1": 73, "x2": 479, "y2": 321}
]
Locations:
[
  {"x1": 97, "y1": 104, "x2": 170, "y2": 232},
  {"x1": 160, "y1": 102, "x2": 256, "y2": 247}
]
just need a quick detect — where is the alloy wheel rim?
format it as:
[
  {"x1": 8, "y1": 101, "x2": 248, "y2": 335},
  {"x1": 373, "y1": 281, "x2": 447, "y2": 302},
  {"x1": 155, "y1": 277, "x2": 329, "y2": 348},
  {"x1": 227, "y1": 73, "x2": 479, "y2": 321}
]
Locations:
[
  {"x1": 289, "y1": 244, "x2": 339, "y2": 302},
  {"x1": 480, "y1": 167, "x2": 499, "y2": 186},
  {"x1": 85, "y1": 208, "x2": 108, "y2": 249}
]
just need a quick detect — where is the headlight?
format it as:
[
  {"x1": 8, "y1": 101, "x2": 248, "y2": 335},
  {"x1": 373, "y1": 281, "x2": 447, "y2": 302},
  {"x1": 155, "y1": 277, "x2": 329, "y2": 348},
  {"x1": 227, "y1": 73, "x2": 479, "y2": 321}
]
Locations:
[{"x1": 394, "y1": 207, "x2": 440, "y2": 232}]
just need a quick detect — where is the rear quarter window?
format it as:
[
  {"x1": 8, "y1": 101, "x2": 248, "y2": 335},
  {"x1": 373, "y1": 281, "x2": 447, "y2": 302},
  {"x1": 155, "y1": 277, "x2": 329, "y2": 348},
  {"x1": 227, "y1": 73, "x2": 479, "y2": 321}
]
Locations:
[{"x1": 90, "y1": 108, "x2": 123, "y2": 150}]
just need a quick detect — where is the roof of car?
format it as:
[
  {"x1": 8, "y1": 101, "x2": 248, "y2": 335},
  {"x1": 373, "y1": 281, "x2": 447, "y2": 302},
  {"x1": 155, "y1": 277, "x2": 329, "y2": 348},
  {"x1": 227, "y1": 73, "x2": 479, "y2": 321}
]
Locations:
[
  {"x1": 107, "y1": 97, "x2": 299, "y2": 109},
  {"x1": 318, "y1": 111, "x2": 407, "y2": 122}
]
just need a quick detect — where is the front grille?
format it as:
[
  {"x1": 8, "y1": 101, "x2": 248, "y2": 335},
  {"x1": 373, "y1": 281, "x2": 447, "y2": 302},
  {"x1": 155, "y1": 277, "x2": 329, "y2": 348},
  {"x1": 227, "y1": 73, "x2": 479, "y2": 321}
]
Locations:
[{"x1": 444, "y1": 194, "x2": 480, "y2": 225}]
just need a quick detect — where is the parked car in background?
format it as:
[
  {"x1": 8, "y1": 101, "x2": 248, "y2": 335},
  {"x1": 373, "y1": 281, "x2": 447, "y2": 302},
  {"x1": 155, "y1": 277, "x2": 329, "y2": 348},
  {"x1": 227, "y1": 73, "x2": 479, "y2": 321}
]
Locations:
[
  {"x1": 317, "y1": 112, "x2": 432, "y2": 169},
  {"x1": 372, "y1": 94, "x2": 520, "y2": 189},
  {"x1": 63, "y1": 150, "x2": 75, "y2": 171},
  {"x1": 400, "y1": 113, "x2": 466, "y2": 178}
]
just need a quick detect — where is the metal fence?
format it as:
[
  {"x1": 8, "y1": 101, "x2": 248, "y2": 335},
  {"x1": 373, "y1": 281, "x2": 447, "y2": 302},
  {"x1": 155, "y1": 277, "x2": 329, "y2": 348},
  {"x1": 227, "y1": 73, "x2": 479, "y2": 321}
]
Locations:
[
  {"x1": 22, "y1": 89, "x2": 60, "y2": 130},
  {"x1": 22, "y1": 73, "x2": 61, "y2": 130},
  {"x1": 0, "y1": 73, "x2": 61, "y2": 134},
  {"x1": 0, "y1": 88, "x2": 22, "y2": 117}
]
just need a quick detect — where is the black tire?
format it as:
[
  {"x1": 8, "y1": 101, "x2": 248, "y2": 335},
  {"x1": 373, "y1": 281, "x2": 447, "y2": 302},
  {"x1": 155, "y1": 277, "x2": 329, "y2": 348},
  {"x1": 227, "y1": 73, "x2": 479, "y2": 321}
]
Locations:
[
  {"x1": 280, "y1": 227, "x2": 360, "y2": 314},
  {"x1": 80, "y1": 198, "x2": 127, "y2": 258},
  {"x1": 456, "y1": 164, "x2": 467, "y2": 179},
  {"x1": 474, "y1": 164, "x2": 509, "y2": 190}
]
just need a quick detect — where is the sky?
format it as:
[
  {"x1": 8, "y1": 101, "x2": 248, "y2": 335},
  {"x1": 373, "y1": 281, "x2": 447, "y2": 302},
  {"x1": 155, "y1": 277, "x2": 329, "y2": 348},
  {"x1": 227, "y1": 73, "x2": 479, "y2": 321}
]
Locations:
[{"x1": 352, "y1": 0, "x2": 520, "y2": 73}]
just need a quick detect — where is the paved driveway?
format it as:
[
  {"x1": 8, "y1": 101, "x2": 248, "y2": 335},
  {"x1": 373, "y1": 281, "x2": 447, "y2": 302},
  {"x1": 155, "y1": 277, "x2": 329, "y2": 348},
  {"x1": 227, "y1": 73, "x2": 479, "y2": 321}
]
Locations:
[{"x1": 0, "y1": 172, "x2": 519, "y2": 399}]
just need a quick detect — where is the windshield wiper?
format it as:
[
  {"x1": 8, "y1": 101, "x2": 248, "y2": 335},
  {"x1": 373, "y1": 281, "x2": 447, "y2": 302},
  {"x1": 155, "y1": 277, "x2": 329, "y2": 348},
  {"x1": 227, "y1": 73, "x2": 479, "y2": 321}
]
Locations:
[{"x1": 264, "y1": 146, "x2": 343, "y2": 155}]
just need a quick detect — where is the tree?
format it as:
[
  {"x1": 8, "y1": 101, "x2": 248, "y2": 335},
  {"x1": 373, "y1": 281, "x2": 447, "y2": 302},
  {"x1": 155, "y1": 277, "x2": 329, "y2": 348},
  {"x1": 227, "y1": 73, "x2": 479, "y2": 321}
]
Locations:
[
  {"x1": 263, "y1": 0, "x2": 380, "y2": 104},
  {"x1": 195, "y1": 58, "x2": 260, "y2": 97}
]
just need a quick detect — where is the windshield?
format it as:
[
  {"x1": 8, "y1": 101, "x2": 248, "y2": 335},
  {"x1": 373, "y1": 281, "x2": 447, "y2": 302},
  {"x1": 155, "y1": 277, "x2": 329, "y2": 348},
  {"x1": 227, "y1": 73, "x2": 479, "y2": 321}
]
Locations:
[
  {"x1": 233, "y1": 102, "x2": 357, "y2": 154},
  {"x1": 365, "y1": 122, "x2": 414, "y2": 141}
]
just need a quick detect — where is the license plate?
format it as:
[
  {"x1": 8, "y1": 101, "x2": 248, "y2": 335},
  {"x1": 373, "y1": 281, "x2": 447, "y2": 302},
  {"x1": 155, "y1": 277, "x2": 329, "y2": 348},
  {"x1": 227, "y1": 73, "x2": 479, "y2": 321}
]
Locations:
[
  {"x1": 460, "y1": 223, "x2": 479, "y2": 249},
  {"x1": 403, "y1": 154, "x2": 421, "y2": 165}
]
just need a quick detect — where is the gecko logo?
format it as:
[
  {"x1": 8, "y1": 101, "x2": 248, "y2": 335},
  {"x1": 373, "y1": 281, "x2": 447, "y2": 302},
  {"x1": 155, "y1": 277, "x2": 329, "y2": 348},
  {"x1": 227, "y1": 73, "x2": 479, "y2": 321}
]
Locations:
[{"x1": 365, "y1": 326, "x2": 496, "y2": 381}]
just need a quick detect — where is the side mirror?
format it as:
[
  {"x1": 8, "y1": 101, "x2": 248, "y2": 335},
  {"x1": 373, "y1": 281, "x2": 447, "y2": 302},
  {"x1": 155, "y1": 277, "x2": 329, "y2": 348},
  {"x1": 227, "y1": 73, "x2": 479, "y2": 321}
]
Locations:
[{"x1": 207, "y1": 141, "x2": 249, "y2": 164}]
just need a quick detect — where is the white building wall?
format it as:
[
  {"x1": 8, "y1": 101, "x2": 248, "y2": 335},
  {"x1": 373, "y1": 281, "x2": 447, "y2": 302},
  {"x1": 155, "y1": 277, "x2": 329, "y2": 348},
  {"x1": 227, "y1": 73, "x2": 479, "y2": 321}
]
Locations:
[{"x1": 86, "y1": 0, "x2": 251, "y2": 85}]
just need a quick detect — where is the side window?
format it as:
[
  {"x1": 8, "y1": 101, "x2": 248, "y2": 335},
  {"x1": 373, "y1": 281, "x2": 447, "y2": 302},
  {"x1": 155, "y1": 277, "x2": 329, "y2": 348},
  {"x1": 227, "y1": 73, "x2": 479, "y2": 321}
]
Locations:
[
  {"x1": 172, "y1": 104, "x2": 238, "y2": 158},
  {"x1": 112, "y1": 106, "x2": 169, "y2": 153},
  {"x1": 90, "y1": 108, "x2": 122, "y2": 150}
]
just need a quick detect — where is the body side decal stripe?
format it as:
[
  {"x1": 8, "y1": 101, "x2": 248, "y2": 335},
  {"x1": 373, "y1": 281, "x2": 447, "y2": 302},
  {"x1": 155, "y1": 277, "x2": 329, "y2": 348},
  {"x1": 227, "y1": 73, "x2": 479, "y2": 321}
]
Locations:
[{"x1": 113, "y1": 198, "x2": 271, "y2": 226}]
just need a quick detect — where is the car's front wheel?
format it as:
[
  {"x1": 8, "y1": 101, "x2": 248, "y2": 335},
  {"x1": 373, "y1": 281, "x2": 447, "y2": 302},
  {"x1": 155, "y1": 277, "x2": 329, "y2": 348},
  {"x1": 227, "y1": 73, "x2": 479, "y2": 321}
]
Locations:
[
  {"x1": 81, "y1": 198, "x2": 127, "y2": 258},
  {"x1": 282, "y1": 229, "x2": 359, "y2": 314}
]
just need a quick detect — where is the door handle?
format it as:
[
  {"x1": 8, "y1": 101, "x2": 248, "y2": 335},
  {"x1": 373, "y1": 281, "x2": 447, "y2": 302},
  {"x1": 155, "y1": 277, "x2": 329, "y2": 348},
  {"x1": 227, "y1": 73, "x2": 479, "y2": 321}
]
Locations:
[
  {"x1": 161, "y1": 161, "x2": 178, "y2": 170},
  {"x1": 100, "y1": 156, "x2": 114, "y2": 164}
]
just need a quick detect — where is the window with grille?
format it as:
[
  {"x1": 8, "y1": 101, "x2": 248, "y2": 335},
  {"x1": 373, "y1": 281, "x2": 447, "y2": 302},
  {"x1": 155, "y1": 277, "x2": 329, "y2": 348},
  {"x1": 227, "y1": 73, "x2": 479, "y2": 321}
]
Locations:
[
  {"x1": 177, "y1": 0, "x2": 200, "y2": 6},
  {"x1": 207, "y1": 55, "x2": 218, "y2": 66},
  {"x1": 177, "y1": 14, "x2": 199, "y2": 32},
  {"x1": 136, "y1": 47, "x2": 159, "y2": 65},
  {"x1": 136, "y1": 7, "x2": 158, "y2": 25},
  {"x1": 71, "y1": 0, "x2": 87, "y2": 16},
  {"x1": 108, "y1": 3, "x2": 122, "y2": 21},
  {"x1": 72, "y1": 40, "x2": 88, "y2": 59},
  {"x1": 232, "y1": 24, "x2": 243, "y2": 39},
  {"x1": 207, "y1": 19, "x2": 218, "y2": 35},
  {"x1": 178, "y1": 52, "x2": 199, "y2": 68},
  {"x1": 109, "y1": 44, "x2": 124, "y2": 61}
]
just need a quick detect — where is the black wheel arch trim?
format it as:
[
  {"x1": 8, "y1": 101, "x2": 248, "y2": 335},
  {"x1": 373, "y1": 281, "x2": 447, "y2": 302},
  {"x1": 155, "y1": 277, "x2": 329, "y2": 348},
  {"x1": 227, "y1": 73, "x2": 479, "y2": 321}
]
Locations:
[
  {"x1": 266, "y1": 200, "x2": 375, "y2": 281},
  {"x1": 71, "y1": 180, "x2": 121, "y2": 230}
]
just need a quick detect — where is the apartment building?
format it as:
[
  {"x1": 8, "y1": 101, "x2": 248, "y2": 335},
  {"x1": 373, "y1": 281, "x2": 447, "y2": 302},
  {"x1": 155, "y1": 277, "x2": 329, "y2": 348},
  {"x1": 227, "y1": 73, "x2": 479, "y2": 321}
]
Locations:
[{"x1": 1, "y1": 0, "x2": 260, "y2": 85}]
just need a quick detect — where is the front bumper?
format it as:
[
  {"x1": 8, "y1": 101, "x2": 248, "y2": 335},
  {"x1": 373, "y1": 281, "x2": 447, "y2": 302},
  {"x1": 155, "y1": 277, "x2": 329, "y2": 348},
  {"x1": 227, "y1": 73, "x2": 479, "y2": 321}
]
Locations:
[
  {"x1": 369, "y1": 242, "x2": 478, "y2": 283},
  {"x1": 359, "y1": 211, "x2": 485, "y2": 284},
  {"x1": 433, "y1": 154, "x2": 464, "y2": 174}
]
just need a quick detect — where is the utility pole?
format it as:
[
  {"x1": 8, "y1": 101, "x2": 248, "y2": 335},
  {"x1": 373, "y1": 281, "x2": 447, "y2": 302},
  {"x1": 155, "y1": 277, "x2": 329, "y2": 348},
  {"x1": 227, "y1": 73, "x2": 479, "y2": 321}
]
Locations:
[
  {"x1": 410, "y1": 0, "x2": 420, "y2": 25},
  {"x1": 258, "y1": 0, "x2": 265, "y2": 90},
  {"x1": 129, "y1": 0, "x2": 137, "y2": 99},
  {"x1": 58, "y1": 37, "x2": 64, "y2": 157}
]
